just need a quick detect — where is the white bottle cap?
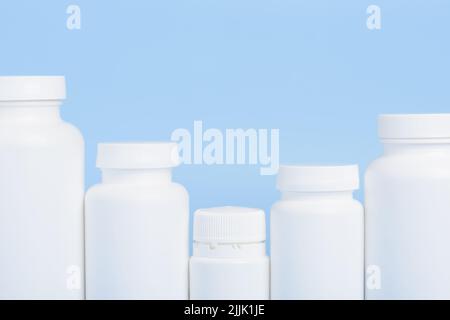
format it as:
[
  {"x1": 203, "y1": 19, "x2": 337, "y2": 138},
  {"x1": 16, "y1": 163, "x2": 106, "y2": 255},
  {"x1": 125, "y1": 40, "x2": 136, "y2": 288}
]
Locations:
[
  {"x1": 0, "y1": 76, "x2": 66, "y2": 101},
  {"x1": 193, "y1": 207, "x2": 266, "y2": 244},
  {"x1": 378, "y1": 114, "x2": 450, "y2": 140},
  {"x1": 96, "y1": 142, "x2": 181, "y2": 169},
  {"x1": 277, "y1": 165, "x2": 359, "y2": 192}
]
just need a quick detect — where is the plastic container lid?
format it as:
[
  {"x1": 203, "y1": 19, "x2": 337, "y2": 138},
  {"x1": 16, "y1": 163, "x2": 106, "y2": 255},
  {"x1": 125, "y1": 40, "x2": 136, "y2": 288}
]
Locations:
[
  {"x1": 193, "y1": 206, "x2": 266, "y2": 243},
  {"x1": 96, "y1": 142, "x2": 181, "y2": 169},
  {"x1": 379, "y1": 114, "x2": 450, "y2": 140},
  {"x1": 0, "y1": 76, "x2": 66, "y2": 101},
  {"x1": 276, "y1": 165, "x2": 360, "y2": 192}
]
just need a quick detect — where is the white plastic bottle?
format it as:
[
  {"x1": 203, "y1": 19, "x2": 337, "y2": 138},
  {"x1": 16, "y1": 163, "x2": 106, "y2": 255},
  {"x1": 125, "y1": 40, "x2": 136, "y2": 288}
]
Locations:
[
  {"x1": 190, "y1": 207, "x2": 269, "y2": 300},
  {"x1": 0, "y1": 76, "x2": 85, "y2": 299},
  {"x1": 366, "y1": 114, "x2": 450, "y2": 300},
  {"x1": 85, "y1": 142, "x2": 189, "y2": 300},
  {"x1": 271, "y1": 165, "x2": 364, "y2": 300}
]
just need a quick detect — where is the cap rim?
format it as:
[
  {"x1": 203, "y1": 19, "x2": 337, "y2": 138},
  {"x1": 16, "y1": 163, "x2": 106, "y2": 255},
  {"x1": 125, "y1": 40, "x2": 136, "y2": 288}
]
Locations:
[
  {"x1": 378, "y1": 113, "x2": 450, "y2": 140},
  {"x1": 276, "y1": 164, "x2": 360, "y2": 192},
  {"x1": 0, "y1": 76, "x2": 66, "y2": 101},
  {"x1": 193, "y1": 206, "x2": 266, "y2": 243},
  {"x1": 96, "y1": 142, "x2": 181, "y2": 169}
]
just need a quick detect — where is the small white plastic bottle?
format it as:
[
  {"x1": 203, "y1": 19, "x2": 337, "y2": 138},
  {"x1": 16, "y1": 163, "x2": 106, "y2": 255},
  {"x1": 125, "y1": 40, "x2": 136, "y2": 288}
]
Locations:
[
  {"x1": 366, "y1": 114, "x2": 450, "y2": 300},
  {"x1": 0, "y1": 76, "x2": 85, "y2": 299},
  {"x1": 189, "y1": 207, "x2": 269, "y2": 300},
  {"x1": 85, "y1": 142, "x2": 189, "y2": 300},
  {"x1": 271, "y1": 165, "x2": 364, "y2": 300}
]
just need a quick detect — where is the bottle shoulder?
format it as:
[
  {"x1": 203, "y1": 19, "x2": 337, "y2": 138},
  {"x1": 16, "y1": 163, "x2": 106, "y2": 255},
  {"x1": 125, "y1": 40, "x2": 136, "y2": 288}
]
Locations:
[
  {"x1": 0, "y1": 120, "x2": 84, "y2": 147},
  {"x1": 59, "y1": 121, "x2": 84, "y2": 144},
  {"x1": 271, "y1": 198, "x2": 363, "y2": 215},
  {"x1": 86, "y1": 181, "x2": 189, "y2": 202},
  {"x1": 171, "y1": 182, "x2": 189, "y2": 198},
  {"x1": 366, "y1": 152, "x2": 450, "y2": 180}
]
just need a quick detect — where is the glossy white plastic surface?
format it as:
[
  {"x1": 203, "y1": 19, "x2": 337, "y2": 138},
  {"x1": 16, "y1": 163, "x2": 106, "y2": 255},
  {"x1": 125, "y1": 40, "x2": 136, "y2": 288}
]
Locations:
[
  {"x1": 0, "y1": 76, "x2": 84, "y2": 299},
  {"x1": 271, "y1": 165, "x2": 364, "y2": 300},
  {"x1": 366, "y1": 114, "x2": 450, "y2": 299},
  {"x1": 85, "y1": 143, "x2": 189, "y2": 300}
]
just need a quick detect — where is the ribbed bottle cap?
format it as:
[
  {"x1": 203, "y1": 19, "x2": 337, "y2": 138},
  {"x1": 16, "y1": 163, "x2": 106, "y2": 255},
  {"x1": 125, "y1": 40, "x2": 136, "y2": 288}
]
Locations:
[
  {"x1": 0, "y1": 76, "x2": 66, "y2": 101},
  {"x1": 378, "y1": 114, "x2": 450, "y2": 140},
  {"x1": 96, "y1": 142, "x2": 180, "y2": 169},
  {"x1": 277, "y1": 165, "x2": 359, "y2": 192},
  {"x1": 193, "y1": 207, "x2": 266, "y2": 243}
]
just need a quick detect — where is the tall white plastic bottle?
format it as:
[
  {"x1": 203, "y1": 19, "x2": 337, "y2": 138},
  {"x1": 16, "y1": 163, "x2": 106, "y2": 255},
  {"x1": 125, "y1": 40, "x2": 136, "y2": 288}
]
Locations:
[
  {"x1": 0, "y1": 76, "x2": 85, "y2": 299},
  {"x1": 366, "y1": 114, "x2": 450, "y2": 300},
  {"x1": 190, "y1": 207, "x2": 269, "y2": 300},
  {"x1": 85, "y1": 142, "x2": 189, "y2": 300},
  {"x1": 271, "y1": 165, "x2": 364, "y2": 300}
]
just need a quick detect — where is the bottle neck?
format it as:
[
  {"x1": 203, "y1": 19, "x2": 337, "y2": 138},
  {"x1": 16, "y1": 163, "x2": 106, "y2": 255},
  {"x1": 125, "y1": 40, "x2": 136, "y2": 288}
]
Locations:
[
  {"x1": 281, "y1": 190, "x2": 354, "y2": 201},
  {"x1": 382, "y1": 138, "x2": 450, "y2": 155},
  {"x1": 193, "y1": 241, "x2": 266, "y2": 259},
  {"x1": 101, "y1": 168, "x2": 173, "y2": 185},
  {"x1": 0, "y1": 101, "x2": 62, "y2": 124}
]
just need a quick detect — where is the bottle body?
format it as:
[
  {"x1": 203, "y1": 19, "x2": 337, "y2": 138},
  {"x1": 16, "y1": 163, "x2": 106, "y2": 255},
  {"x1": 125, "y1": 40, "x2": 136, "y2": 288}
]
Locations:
[
  {"x1": 365, "y1": 142, "x2": 450, "y2": 299},
  {"x1": 271, "y1": 193, "x2": 364, "y2": 300},
  {"x1": 190, "y1": 206, "x2": 269, "y2": 300},
  {"x1": 85, "y1": 168, "x2": 189, "y2": 300},
  {"x1": 190, "y1": 244, "x2": 269, "y2": 300},
  {"x1": 0, "y1": 101, "x2": 85, "y2": 299}
]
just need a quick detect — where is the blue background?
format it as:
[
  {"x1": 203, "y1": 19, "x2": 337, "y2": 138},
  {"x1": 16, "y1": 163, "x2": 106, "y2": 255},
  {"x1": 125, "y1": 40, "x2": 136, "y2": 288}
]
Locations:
[{"x1": 1, "y1": 1, "x2": 449, "y2": 247}]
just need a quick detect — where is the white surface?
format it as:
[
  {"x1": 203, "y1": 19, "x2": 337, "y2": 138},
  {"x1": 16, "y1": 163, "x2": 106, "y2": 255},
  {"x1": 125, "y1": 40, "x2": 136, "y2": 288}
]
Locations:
[
  {"x1": 85, "y1": 155, "x2": 189, "y2": 300},
  {"x1": 193, "y1": 206, "x2": 266, "y2": 243},
  {"x1": 0, "y1": 76, "x2": 66, "y2": 101},
  {"x1": 276, "y1": 164, "x2": 360, "y2": 192},
  {"x1": 96, "y1": 142, "x2": 180, "y2": 169},
  {"x1": 190, "y1": 253, "x2": 269, "y2": 300},
  {"x1": 190, "y1": 206, "x2": 269, "y2": 300},
  {"x1": 378, "y1": 113, "x2": 450, "y2": 140},
  {"x1": 271, "y1": 166, "x2": 364, "y2": 300},
  {"x1": 366, "y1": 123, "x2": 450, "y2": 299},
  {"x1": 0, "y1": 91, "x2": 84, "y2": 299}
]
